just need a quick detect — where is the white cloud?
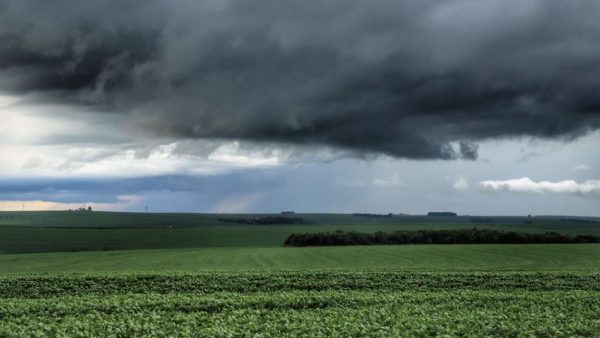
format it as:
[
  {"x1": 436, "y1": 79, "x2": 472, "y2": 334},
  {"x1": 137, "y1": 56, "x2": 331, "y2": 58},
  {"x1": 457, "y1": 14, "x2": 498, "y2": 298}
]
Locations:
[
  {"x1": 479, "y1": 177, "x2": 600, "y2": 195},
  {"x1": 572, "y1": 164, "x2": 591, "y2": 172},
  {"x1": 21, "y1": 155, "x2": 42, "y2": 169},
  {"x1": 453, "y1": 176, "x2": 468, "y2": 190},
  {"x1": 0, "y1": 101, "x2": 286, "y2": 179},
  {"x1": 372, "y1": 174, "x2": 403, "y2": 187},
  {"x1": 207, "y1": 141, "x2": 281, "y2": 167},
  {"x1": 0, "y1": 141, "x2": 284, "y2": 179},
  {"x1": 0, "y1": 95, "x2": 18, "y2": 108}
]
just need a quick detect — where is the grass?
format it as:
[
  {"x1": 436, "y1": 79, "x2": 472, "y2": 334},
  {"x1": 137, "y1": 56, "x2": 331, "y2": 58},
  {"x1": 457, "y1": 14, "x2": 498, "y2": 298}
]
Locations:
[{"x1": 1, "y1": 244, "x2": 599, "y2": 273}]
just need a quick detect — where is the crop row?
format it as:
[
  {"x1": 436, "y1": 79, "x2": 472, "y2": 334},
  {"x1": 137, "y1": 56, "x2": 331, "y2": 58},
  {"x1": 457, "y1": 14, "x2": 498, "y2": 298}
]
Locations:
[
  {"x1": 0, "y1": 290, "x2": 598, "y2": 337},
  {"x1": 1, "y1": 272, "x2": 599, "y2": 298}
]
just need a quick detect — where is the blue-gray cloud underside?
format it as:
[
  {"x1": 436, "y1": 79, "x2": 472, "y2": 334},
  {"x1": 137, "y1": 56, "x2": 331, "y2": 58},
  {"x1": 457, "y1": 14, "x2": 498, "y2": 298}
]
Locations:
[{"x1": 0, "y1": 174, "x2": 278, "y2": 204}]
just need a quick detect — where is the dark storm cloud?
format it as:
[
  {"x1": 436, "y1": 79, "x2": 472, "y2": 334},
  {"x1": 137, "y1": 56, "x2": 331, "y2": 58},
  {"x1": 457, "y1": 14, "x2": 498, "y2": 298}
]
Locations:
[{"x1": 1, "y1": 0, "x2": 600, "y2": 159}]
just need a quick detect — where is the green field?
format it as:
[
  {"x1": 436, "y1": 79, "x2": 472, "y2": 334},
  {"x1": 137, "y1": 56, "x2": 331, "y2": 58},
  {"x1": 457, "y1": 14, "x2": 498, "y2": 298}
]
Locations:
[
  {"x1": 1, "y1": 211, "x2": 599, "y2": 253},
  {"x1": 1, "y1": 211, "x2": 599, "y2": 336},
  {"x1": 1, "y1": 244, "x2": 599, "y2": 273}
]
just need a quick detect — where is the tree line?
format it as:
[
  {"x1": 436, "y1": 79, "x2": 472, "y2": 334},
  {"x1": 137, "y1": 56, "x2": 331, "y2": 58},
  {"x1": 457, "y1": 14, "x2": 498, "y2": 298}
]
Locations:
[{"x1": 283, "y1": 229, "x2": 599, "y2": 247}]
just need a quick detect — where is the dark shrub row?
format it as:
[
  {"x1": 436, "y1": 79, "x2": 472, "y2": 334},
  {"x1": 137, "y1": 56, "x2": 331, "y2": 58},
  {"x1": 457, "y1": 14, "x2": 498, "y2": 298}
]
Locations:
[
  {"x1": 283, "y1": 229, "x2": 600, "y2": 246},
  {"x1": 560, "y1": 218, "x2": 599, "y2": 224},
  {"x1": 427, "y1": 212, "x2": 458, "y2": 217}
]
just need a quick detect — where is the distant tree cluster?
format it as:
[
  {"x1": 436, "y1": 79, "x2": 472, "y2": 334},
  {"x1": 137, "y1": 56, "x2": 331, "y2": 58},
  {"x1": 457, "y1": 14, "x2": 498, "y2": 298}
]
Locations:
[
  {"x1": 219, "y1": 216, "x2": 303, "y2": 225},
  {"x1": 427, "y1": 212, "x2": 457, "y2": 217},
  {"x1": 283, "y1": 229, "x2": 600, "y2": 247},
  {"x1": 352, "y1": 213, "x2": 393, "y2": 218},
  {"x1": 69, "y1": 206, "x2": 93, "y2": 212}
]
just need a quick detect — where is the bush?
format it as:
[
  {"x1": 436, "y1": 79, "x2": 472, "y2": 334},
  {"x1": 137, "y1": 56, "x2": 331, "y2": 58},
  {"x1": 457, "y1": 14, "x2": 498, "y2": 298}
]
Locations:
[{"x1": 283, "y1": 229, "x2": 600, "y2": 247}]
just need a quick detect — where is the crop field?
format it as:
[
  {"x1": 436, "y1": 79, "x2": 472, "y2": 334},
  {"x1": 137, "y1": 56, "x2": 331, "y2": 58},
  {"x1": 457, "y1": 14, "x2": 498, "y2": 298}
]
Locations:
[
  {"x1": 1, "y1": 211, "x2": 599, "y2": 253},
  {"x1": 1, "y1": 244, "x2": 599, "y2": 273},
  {"x1": 0, "y1": 272, "x2": 599, "y2": 337},
  {"x1": 0, "y1": 211, "x2": 599, "y2": 337}
]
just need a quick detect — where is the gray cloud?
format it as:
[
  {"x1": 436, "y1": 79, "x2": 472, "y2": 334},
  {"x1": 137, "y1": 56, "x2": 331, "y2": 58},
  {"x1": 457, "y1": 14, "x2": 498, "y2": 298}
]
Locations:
[{"x1": 1, "y1": 0, "x2": 600, "y2": 159}]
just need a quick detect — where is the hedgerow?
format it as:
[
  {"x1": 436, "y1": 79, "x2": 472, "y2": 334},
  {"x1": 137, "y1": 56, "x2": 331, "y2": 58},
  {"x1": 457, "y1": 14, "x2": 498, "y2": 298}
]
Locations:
[{"x1": 284, "y1": 229, "x2": 600, "y2": 246}]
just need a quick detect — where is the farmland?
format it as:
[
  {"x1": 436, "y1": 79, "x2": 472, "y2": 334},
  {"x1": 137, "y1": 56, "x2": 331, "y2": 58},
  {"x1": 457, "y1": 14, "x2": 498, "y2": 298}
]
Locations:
[
  {"x1": 1, "y1": 244, "x2": 599, "y2": 273},
  {"x1": 1, "y1": 211, "x2": 599, "y2": 253},
  {"x1": 1, "y1": 272, "x2": 599, "y2": 337},
  {"x1": 1, "y1": 211, "x2": 599, "y2": 336}
]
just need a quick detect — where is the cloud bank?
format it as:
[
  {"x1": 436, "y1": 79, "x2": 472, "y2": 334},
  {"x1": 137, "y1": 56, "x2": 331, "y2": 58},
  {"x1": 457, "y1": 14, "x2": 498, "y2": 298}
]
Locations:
[
  {"x1": 1, "y1": 0, "x2": 600, "y2": 159},
  {"x1": 479, "y1": 177, "x2": 600, "y2": 196}
]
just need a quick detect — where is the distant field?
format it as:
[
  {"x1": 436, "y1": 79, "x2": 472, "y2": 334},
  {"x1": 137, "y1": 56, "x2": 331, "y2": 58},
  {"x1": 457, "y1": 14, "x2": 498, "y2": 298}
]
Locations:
[
  {"x1": 2, "y1": 211, "x2": 599, "y2": 228},
  {"x1": 1, "y1": 211, "x2": 599, "y2": 253},
  {"x1": 1, "y1": 244, "x2": 599, "y2": 273}
]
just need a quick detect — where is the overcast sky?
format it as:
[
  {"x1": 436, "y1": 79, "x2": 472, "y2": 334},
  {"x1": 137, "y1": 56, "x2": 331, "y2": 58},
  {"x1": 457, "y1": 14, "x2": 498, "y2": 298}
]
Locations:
[{"x1": 0, "y1": 0, "x2": 599, "y2": 215}]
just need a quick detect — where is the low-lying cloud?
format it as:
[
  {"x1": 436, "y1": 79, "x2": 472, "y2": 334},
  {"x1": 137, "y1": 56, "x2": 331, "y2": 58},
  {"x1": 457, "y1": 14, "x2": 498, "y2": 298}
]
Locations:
[
  {"x1": 1, "y1": 0, "x2": 600, "y2": 159},
  {"x1": 479, "y1": 177, "x2": 600, "y2": 196}
]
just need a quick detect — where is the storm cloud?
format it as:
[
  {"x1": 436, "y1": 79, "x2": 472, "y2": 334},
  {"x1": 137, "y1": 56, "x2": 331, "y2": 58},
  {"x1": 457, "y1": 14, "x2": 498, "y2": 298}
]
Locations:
[{"x1": 1, "y1": 0, "x2": 600, "y2": 159}]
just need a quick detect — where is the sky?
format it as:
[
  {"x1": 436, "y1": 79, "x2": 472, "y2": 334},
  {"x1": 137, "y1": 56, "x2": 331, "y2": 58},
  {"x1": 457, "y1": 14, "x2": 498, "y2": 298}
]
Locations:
[{"x1": 0, "y1": 0, "x2": 599, "y2": 216}]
